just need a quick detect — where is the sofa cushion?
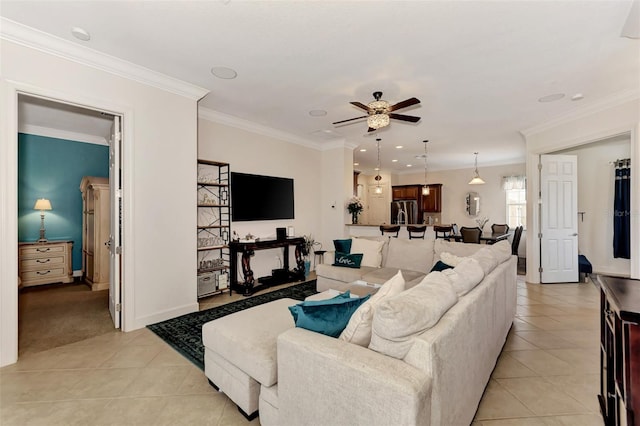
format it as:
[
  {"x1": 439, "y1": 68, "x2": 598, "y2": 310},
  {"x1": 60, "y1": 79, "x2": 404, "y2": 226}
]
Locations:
[
  {"x1": 434, "y1": 239, "x2": 483, "y2": 262},
  {"x1": 369, "y1": 273, "x2": 458, "y2": 359},
  {"x1": 316, "y1": 263, "x2": 374, "y2": 283},
  {"x1": 383, "y1": 238, "x2": 435, "y2": 274},
  {"x1": 441, "y1": 257, "x2": 485, "y2": 296},
  {"x1": 340, "y1": 270, "x2": 406, "y2": 347},
  {"x1": 351, "y1": 237, "x2": 385, "y2": 268},
  {"x1": 288, "y1": 294, "x2": 370, "y2": 338},
  {"x1": 333, "y1": 252, "x2": 363, "y2": 268},
  {"x1": 362, "y1": 268, "x2": 424, "y2": 286},
  {"x1": 489, "y1": 240, "x2": 512, "y2": 263},
  {"x1": 439, "y1": 251, "x2": 464, "y2": 267},
  {"x1": 470, "y1": 247, "x2": 499, "y2": 275},
  {"x1": 333, "y1": 239, "x2": 352, "y2": 253}
]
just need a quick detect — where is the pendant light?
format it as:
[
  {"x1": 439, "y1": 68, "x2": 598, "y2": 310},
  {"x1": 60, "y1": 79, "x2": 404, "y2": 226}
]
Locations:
[
  {"x1": 421, "y1": 140, "x2": 430, "y2": 195},
  {"x1": 374, "y1": 138, "x2": 383, "y2": 194},
  {"x1": 468, "y1": 152, "x2": 486, "y2": 185}
]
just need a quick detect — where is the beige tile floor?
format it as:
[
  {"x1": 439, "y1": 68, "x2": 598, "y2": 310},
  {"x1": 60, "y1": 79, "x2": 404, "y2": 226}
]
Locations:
[{"x1": 1, "y1": 275, "x2": 603, "y2": 425}]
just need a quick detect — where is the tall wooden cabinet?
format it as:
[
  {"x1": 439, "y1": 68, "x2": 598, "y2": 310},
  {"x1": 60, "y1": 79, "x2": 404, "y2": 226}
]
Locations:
[
  {"x1": 197, "y1": 160, "x2": 231, "y2": 298},
  {"x1": 599, "y1": 275, "x2": 640, "y2": 426},
  {"x1": 80, "y1": 176, "x2": 110, "y2": 291}
]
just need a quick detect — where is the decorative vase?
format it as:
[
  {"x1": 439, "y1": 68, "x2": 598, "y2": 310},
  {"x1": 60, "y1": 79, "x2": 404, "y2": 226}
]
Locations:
[
  {"x1": 352, "y1": 212, "x2": 358, "y2": 224},
  {"x1": 304, "y1": 256, "x2": 311, "y2": 278}
]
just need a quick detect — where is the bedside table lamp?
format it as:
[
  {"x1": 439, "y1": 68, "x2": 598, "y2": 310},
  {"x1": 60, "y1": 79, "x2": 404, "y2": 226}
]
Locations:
[{"x1": 33, "y1": 198, "x2": 52, "y2": 242}]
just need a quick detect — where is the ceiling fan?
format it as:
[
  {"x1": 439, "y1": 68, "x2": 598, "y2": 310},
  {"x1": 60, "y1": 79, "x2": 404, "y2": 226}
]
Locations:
[{"x1": 333, "y1": 91, "x2": 421, "y2": 132}]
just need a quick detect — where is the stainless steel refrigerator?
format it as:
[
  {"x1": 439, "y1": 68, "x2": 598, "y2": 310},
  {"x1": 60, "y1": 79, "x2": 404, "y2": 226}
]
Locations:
[{"x1": 391, "y1": 200, "x2": 419, "y2": 224}]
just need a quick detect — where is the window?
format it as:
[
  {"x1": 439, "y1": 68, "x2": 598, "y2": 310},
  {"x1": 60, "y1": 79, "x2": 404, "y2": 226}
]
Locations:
[{"x1": 506, "y1": 189, "x2": 526, "y2": 228}]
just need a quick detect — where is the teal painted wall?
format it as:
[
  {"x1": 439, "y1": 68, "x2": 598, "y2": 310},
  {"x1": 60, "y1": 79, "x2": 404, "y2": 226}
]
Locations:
[{"x1": 18, "y1": 133, "x2": 109, "y2": 272}]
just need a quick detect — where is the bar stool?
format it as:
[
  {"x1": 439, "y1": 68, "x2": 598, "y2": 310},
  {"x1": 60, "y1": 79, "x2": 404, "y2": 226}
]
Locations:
[
  {"x1": 380, "y1": 225, "x2": 401, "y2": 238},
  {"x1": 313, "y1": 250, "x2": 326, "y2": 270},
  {"x1": 407, "y1": 225, "x2": 427, "y2": 239}
]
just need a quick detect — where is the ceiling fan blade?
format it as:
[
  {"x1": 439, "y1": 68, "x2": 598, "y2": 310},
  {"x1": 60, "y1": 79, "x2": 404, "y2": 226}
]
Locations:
[
  {"x1": 332, "y1": 115, "x2": 368, "y2": 125},
  {"x1": 389, "y1": 97, "x2": 420, "y2": 111},
  {"x1": 350, "y1": 101, "x2": 371, "y2": 111},
  {"x1": 388, "y1": 113, "x2": 421, "y2": 123}
]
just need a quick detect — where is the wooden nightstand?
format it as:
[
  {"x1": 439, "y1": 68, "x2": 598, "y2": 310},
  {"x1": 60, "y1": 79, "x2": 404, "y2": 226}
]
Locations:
[{"x1": 18, "y1": 241, "x2": 73, "y2": 288}]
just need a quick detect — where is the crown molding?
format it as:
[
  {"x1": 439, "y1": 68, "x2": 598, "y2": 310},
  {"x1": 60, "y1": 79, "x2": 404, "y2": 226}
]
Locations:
[
  {"x1": 19, "y1": 124, "x2": 108, "y2": 146},
  {"x1": 198, "y1": 107, "x2": 334, "y2": 150},
  {"x1": 0, "y1": 18, "x2": 209, "y2": 101},
  {"x1": 520, "y1": 89, "x2": 640, "y2": 138}
]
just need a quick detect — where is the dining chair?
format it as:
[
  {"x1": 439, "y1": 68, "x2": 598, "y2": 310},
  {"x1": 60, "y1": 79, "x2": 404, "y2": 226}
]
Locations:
[
  {"x1": 433, "y1": 225, "x2": 454, "y2": 239},
  {"x1": 407, "y1": 225, "x2": 427, "y2": 239},
  {"x1": 380, "y1": 225, "x2": 401, "y2": 238},
  {"x1": 459, "y1": 226, "x2": 482, "y2": 244},
  {"x1": 491, "y1": 224, "x2": 509, "y2": 234},
  {"x1": 511, "y1": 225, "x2": 523, "y2": 255}
]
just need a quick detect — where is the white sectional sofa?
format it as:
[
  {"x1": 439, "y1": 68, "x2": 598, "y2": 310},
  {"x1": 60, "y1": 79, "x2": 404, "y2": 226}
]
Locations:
[{"x1": 202, "y1": 238, "x2": 517, "y2": 426}]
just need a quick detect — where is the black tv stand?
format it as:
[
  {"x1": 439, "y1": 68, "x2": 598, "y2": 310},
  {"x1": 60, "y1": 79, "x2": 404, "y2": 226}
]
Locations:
[{"x1": 229, "y1": 237, "x2": 306, "y2": 296}]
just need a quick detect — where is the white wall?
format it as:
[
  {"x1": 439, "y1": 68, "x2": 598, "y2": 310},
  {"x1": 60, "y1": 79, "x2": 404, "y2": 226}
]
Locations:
[
  {"x1": 198, "y1": 117, "x2": 348, "y2": 280},
  {"x1": 555, "y1": 135, "x2": 631, "y2": 276},
  {"x1": 523, "y1": 96, "x2": 640, "y2": 282},
  {"x1": 1, "y1": 39, "x2": 202, "y2": 366}
]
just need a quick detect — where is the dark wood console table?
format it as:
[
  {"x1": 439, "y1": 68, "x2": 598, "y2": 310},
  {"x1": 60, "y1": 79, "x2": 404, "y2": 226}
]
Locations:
[
  {"x1": 229, "y1": 237, "x2": 306, "y2": 296},
  {"x1": 598, "y1": 275, "x2": 640, "y2": 426}
]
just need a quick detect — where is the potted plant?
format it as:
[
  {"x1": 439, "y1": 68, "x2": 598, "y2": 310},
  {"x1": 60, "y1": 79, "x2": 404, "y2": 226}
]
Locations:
[{"x1": 347, "y1": 197, "x2": 364, "y2": 224}]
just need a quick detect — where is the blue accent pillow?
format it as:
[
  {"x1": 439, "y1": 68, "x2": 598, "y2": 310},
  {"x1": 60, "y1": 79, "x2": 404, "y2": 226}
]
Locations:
[
  {"x1": 430, "y1": 260, "x2": 454, "y2": 272},
  {"x1": 288, "y1": 295, "x2": 371, "y2": 337},
  {"x1": 333, "y1": 239, "x2": 352, "y2": 253},
  {"x1": 333, "y1": 252, "x2": 363, "y2": 268},
  {"x1": 288, "y1": 291, "x2": 351, "y2": 322}
]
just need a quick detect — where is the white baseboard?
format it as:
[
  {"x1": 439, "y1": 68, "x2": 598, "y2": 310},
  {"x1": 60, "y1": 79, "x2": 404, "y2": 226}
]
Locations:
[{"x1": 127, "y1": 302, "x2": 199, "y2": 332}]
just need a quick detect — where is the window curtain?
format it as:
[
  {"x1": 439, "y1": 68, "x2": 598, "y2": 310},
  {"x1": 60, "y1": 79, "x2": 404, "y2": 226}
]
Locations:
[
  {"x1": 502, "y1": 175, "x2": 526, "y2": 190},
  {"x1": 614, "y1": 159, "x2": 631, "y2": 259}
]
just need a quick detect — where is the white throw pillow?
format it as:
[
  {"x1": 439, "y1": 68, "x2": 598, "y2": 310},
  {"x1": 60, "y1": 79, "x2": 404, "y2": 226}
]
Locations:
[
  {"x1": 339, "y1": 270, "x2": 406, "y2": 347},
  {"x1": 470, "y1": 247, "x2": 499, "y2": 275},
  {"x1": 369, "y1": 273, "x2": 458, "y2": 359},
  {"x1": 440, "y1": 251, "x2": 464, "y2": 267},
  {"x1": 441, "y1": 258, "x2": 485, "y2": 296},
  {"x1": 351, "y1": 237, "x2": 385, "y2": 268},
  {"x1": 489, "y1": 240, "x2": 512, "y2": 263}
]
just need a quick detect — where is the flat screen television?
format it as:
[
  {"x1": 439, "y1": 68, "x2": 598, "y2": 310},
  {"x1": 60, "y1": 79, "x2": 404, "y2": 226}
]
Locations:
[{"x1": 230, "y1": 172, "x2": 295, "y2": 221}]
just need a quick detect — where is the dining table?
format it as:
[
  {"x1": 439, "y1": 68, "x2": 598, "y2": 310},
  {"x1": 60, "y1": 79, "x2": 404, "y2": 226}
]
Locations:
[{"x1": 451, "y1": 230, "x2": 512, "y2": 244}]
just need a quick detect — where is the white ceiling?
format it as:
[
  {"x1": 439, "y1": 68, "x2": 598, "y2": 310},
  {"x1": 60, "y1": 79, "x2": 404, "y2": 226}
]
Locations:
[{"x1": 3, "y1": 1, "x2": 639, "y2": 175}]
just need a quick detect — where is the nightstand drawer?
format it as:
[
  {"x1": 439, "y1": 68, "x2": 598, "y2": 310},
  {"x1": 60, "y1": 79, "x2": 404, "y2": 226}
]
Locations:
[
  {"x1": 20, "y1": 245, "x2": 65, "y2": 257},
  {"x1": 20, "y1": 256, "x2": 65, "y2": 270},
  {"x1": 21, "y1": 268, "x2": 66, "y2": 281}
]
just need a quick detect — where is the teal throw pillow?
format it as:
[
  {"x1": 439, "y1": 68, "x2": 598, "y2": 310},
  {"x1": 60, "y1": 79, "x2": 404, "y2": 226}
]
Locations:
[
  {"x1": 430, "y1": 260, "x2": 454, "y2": 272},
  {"x1": 288, "y1": 291, "x2": 351, "y2": 322},
  {"x1": 288, "y1": 295, "x2": 371, "y2": 337},
  {"x1": 333, "y1": 252, "x2": 363, "y2": 268},
  {"x1": 333, "y1": 239, "x2": 352, "y2": 253}
]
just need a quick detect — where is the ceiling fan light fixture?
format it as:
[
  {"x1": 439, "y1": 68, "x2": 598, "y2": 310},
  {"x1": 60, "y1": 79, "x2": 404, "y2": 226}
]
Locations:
[{"x1": 368, "y1": 114, "x2": 390, "y2": 129}]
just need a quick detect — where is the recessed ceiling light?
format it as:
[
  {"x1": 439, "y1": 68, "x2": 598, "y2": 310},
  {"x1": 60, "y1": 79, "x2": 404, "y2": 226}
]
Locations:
[
  {"x1": 374, "y1": 167, "x2": 380, "y2": 171},
  {"x1": 538, "y1": 93, "x2": 565, "y2": 103},
  {"x1": 406, "y1": 164, "x2": 412, "y2": 167},
  {"x1": 211, "y1": 67, "x2": 238, "y2": 79},
  {"x1": 353, "y1": 162, "x2": 359, "y2": 166},
  {"x1": 359, "y1": 148, "x2": 367, "y2": 152},
  {"x1": 571, "y1": 93, "x2": 584, "y2": 101},
  {"x1": 71, "y1": 27, "x2": 90, "y2": 41},
  {"x1": 396, "y1": 145, "x2": 403, "y2": 149},
  {"x1": 309, "y1": 110, "x2": 327, "y2": 117},
  {"x1": 392, "y1": 159, "x2": 398, "y2": 163}
]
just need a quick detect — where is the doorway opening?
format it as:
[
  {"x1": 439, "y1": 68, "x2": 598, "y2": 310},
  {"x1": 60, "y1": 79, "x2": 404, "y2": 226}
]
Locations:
[{"x1": 17, "y1": 94, "x2": 123, "y2": 356}]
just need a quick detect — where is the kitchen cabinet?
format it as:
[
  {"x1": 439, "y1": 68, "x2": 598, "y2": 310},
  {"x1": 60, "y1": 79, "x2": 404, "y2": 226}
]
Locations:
[
  {"x1": 422, "y1": 184, "x2": 442, "y2": 213},
  {"x1": 392, "y1": 185, "x2": 419, "y2": 200}
]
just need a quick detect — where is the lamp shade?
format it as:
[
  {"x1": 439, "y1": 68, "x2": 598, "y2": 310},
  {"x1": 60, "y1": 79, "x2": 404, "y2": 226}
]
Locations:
[
  {"x1": 34, "y1": 198, "x2": 52, "y2": 211},
  {"x1": 468, "y1": 175, "x2": 486, "y2": 185}
]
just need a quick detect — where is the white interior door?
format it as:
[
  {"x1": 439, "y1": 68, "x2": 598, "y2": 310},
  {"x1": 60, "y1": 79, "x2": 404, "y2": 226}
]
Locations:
[
  {"x1": 108, "y1": 116, "x2": 122, "y2": 328},
  {"x1": 367, "y1": 184, "x2": 388, "y2": 225},
  {"x1": 540, "y1": 154, "x2": 578, "y2": 283}
]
